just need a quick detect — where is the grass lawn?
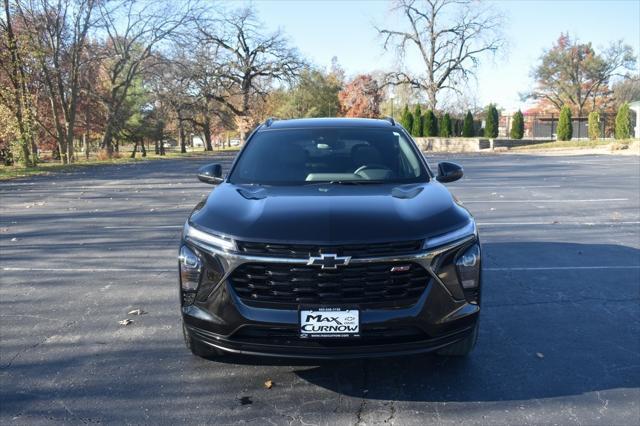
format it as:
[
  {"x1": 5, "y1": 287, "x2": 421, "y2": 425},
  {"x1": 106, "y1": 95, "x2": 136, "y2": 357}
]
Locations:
[
  {"x1": 0, "y1": 149, "x2": 239, "y2": 181},
  {"x1": 513, "y1": 139, "x2": 634, "y2": 150}
]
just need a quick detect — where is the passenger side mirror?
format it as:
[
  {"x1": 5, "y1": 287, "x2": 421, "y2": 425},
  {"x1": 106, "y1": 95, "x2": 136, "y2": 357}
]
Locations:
[
  {"x1": 197, "y1": 163, "x2": 223, "y2": 184},
  {"x1": 436, "y1": 162, "x2": 463, "y2": 183}
]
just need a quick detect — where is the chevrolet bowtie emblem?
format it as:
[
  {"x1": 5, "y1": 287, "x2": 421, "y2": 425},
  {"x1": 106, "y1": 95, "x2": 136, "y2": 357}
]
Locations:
[{"x1": 306, "y1": 253, "x2": 351, "y2": 269}]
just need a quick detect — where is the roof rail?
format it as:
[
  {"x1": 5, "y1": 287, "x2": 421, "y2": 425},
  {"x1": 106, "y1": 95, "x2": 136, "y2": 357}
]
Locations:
[
  {"x1": 383, "y1": 116, "x2": 396, "y2": 126},
  {"x1": 264, "y1": 117, "x2": 278, "y2": 127}
]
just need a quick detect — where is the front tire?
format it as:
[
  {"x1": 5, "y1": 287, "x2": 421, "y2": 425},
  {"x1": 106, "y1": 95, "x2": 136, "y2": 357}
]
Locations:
[
  {"x1": 182, "y1": 322, "x2": 224, "y2": 359},
  {"x1": 436, "y1": 323, "x2": 478, "y2": 357}
]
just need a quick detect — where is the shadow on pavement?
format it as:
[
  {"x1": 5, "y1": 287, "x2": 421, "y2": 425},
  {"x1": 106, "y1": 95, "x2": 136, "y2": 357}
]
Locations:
[{"x1": 216, "y1": 241, "x2": 640, "y2": 402}]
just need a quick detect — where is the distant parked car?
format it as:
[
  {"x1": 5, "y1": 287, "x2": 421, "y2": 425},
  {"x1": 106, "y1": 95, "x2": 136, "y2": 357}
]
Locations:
[{"x1": 162, "y1": 139, "x2": 178, "y2": 149}]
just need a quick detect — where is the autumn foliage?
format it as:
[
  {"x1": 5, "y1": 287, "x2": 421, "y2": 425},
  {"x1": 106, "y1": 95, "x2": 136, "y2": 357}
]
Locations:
[{"x1": 338, "y1": 75, "x2": 382, "y2": 118}]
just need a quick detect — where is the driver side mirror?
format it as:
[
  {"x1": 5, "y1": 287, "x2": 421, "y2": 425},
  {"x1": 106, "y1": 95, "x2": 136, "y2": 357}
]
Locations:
[
  {"x1": 436, "y1": 162, "x2": 463, "y2": 183},
  {"x1": 197, "y1": 163, "x2": 223, "y2": 184}
]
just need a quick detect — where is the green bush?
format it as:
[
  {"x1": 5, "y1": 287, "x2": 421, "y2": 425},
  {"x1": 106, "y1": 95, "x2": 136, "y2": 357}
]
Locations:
[
  {"x1": 484, "y1": 104, "x2": 499, "y2": 138},
  {"x1": 439, "y1": 113, "x2": 452, "y2": 137},
  {"x1": 615, "y1": 102, "x2": 631, "y2": 139},
  {"x1": 411, "y1": 105, "x2": 423, "y2": 136},
  {"x1": 399, "y1": 105, "x2": 413, "y2": 132},
  {"x1": 422, "y1": 110, "x2": 438, "y2": 136},
  {"x1": 462, "y1": 111, "x2": 474, "y2": 137},
  {"x1": 510, "y1": 110, "x2": 524, "y2": 139},
  {"x1": 588, "y1": 111, "x2": 600, "y2": 140},
  {"x1": 557, "y1": 106, "x2": 573, "y2": 141}
]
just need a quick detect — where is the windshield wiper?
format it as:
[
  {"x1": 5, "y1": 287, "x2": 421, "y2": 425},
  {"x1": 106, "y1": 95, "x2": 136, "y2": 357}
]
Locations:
[
  {"x1": 301, "y1": 180, "x2": 388, "y2": 186},
  {"x1": 329, "y1": 180, "x2": 386, "y2": 185}
]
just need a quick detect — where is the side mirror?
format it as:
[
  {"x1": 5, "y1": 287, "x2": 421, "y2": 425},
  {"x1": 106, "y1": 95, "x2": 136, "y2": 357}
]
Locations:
[
  {"x1": 197, "y1": 163, "x2": 223, "y2": 184},
  {"x1": 436, "y1": 162, "x2": 463, "y2": 183}
]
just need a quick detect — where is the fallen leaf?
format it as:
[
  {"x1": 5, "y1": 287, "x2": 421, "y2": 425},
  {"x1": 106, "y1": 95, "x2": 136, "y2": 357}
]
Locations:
[
  {"x1": 128, "y1": 309, "x2": 147, "y2": 316},
  {"x1": 264, "y1": 379, "x2": 273, "y2": 389},
  {"x1": 536, "y1": 352, "x2": 544, "y2": 359},
  {"x1": 118, "y1": 319, "x2": 133, "y2": 326}
]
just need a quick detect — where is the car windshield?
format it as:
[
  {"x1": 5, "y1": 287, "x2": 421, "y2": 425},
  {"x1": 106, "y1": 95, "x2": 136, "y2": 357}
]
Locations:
[{"x1": 228, "y1": 127, "x2": 429, "y2": 186}]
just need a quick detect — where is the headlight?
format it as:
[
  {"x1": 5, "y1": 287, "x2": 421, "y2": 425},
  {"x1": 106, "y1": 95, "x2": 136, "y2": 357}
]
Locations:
[
  {"x1": 424, "y1": 220, "x2": 476, "y2": 249},
  {"x1": 179, "y1": 245, "x2": 202, "y2": 292},
  {"x1": 183, "y1": 221, "x2": 236, "y2": 252},
  {"x1": 456, "y1": 244, "x2": 480, "y2": 289}
]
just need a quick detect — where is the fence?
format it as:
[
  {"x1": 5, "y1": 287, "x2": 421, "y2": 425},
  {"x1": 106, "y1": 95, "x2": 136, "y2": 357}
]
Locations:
[{"x1": 500, "y1": 113, "x2": 619, "y2": 139}]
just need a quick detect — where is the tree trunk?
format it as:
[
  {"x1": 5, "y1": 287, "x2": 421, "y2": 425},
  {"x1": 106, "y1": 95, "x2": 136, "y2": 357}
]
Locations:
[
  {"x1": 101, "y1": 126, "x2": 114, "y2": 156},
  {"x1": 3, "y1": 0, "x2": 32, "y2": 167},
  {"x1": 154, "y1": 139, "x2": 159, "y2": 155},
  {"x1": 141, "y1": 138, "x2": 146, "y2": 157},
  {"x1": 84, "y1": 133, "x2": 90, "y2": 160},
  {"x1": 65, "y1": 122, "x2": 74, "y2": 163},
  {"x1": 178, "y1": 112, "x2": 186, "y2": 154},
  {"x1": 30, "y1": 137, "x2": 38, "y2": 164},
  {"x1": 203, "y1": 118, "x2": 213, "y2": 151},
  {"x1": 56, "y1": 136, "x2": 66, "y2": 164},
  {"x1": 130, "y1": 140, "x2": 138, "y2": 158},
  {"x1": 427, "y1": 87, "x2": 437, "y2": 111}
]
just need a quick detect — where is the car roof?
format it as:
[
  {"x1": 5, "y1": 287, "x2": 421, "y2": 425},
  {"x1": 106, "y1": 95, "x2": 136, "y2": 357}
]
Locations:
[{"x1": 261, "y1": 117, "x2": 396, "y2": 130}]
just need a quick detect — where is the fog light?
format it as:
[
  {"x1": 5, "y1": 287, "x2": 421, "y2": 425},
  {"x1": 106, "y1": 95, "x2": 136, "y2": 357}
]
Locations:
[
  {"x1": 456, "y1": 244, "x2": 480, "y2": 289},
  {"x1": 179, "y1": 245, "x2": 202, "y2": 292}
]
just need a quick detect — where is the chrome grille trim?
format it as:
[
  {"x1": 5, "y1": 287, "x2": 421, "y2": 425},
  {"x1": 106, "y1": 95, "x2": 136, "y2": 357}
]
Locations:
[{"x1": 188, "y1": 234, "x2": 476, "y2": 302}]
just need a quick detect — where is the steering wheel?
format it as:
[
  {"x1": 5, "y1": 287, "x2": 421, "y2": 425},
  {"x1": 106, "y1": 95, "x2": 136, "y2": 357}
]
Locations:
[{"x1": 354, "y1": 164, "x2": 390, "y2": 175}]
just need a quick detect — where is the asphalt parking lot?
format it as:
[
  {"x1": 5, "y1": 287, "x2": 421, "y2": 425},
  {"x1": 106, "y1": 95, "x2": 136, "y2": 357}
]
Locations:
[{"x1": 1, "y1": 152, "x2": 639, "y2": 425}]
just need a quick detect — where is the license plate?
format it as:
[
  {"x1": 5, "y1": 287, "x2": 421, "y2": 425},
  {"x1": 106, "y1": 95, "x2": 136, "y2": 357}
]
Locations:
[{"x1": 299, "y1": 308, "x2": 359, "y2": 338}]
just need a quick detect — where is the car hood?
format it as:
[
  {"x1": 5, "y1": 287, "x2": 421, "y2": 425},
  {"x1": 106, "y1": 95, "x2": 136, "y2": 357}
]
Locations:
[{"x1": 189, "y1": 182, "x2": 472, "y2": 244}]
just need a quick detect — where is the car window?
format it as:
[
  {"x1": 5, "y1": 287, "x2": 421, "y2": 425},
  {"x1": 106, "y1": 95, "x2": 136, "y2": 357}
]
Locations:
[{"x1": 228, "y1": 127, "x2": 429, "y2": 185}]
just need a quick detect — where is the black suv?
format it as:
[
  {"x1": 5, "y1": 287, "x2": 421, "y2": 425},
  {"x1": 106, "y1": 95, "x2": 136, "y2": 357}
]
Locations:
[{"x1": 179, "y1": 118, "x2": 481, "y2": 359}]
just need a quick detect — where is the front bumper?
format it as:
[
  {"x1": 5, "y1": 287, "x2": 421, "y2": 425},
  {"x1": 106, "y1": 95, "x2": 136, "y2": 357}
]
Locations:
[
  {"x1": 182, "y1": 270, "x2": 480, "y2": 358},
  {"x1": 185, "y1": 321, "x2": 477, "y2": 359},
  {"x1": 180, "y1": 233, "x2": 481, "y2": 359}
]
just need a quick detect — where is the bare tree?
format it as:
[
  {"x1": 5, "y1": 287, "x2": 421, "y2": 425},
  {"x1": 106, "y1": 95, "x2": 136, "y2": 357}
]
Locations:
[
  {"x1": 11, "y1": 0, "x2": 96, "y2": 164},
  {"x1": 0, "y1": 0, "x2": 35, "y2": 165},
  {"x1": 182, "y1": 43, "x2": 234, "y2": 151},
  {"x1": 198, "y1": 7, "x2": 305, "y2": 142},
  {"x1": 377, "y1": 0, "x2": 503, "y2": 110},
  {"x1": 96, "y1": 0, "x2": 193, "y2": 155},
  {"x1": 612, "y1": 75, "x2": 640, "y2": 110}
]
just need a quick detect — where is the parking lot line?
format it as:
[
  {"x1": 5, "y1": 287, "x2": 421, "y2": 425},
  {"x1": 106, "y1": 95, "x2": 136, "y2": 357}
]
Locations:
[
  {"x1": 485, "y1": 266, "x2": 640, "y2": 271},
  {"x1": 2, "y1": 267, "x2": 174, "y2": 272},
  {"x1": 464, "y1": 198, "x2": 629, "y2": 203},
  {"x1": 103, "y1": 225, "x2": 183, "y2": 229},
  {"x1": 478, "y1": 221, "x2": 640, "y2": 226}
]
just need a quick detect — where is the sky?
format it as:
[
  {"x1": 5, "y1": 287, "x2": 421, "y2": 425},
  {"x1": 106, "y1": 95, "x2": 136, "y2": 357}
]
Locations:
[{"x1": 250, "y1": 0, "x2": 640, "y2": 112}]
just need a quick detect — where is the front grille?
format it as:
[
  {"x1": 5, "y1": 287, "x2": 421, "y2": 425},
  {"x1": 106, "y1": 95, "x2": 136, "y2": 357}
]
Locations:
[
  {"x1": 229, "y1": 262, "x2": 429, "y2": 308},
  {"x1": 236, "y1": 240, "x2": 423, "y2": 259}
]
